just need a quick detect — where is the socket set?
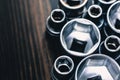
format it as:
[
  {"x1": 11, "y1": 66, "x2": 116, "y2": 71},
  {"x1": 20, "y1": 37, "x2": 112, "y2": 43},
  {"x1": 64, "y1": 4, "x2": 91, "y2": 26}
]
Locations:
[{"x1": 46, "y1": 0, "x2": 120, "y2": 80}]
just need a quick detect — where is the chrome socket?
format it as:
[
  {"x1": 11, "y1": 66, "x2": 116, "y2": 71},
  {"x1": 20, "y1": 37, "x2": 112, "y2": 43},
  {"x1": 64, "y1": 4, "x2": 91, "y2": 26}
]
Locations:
[
  {"x1": 60, "y1": 18, "x2": 101, "y2": 57},
  {"x1": 99, "y1": 35, "x2": 120, "y2": 59},
  {"x1": 45, "y1": 1, "x2": 120, "y2": 80},
  {"x1": 85, "y1": 5, "x2": 104, "y2": 29},
  {"x1": 75, "y1": 54, "x2": 120, "y2": 80},
  {"x1": 58, "y1": 0, "x2": 88, "y2": 19},
  {"x1": 116, "y1": 55, "x2": 120, "y2": 65},
  {"x1": 46, "y1": 9, "x2": 66, "y2": 37},
  {"x1": 105, "y1": 1, "x2": 120, "y2": 36},
  {"x1": 97, "y1": 0, "x2": 117, "y2": 13},
  {"x1": 51, "y1": 55, "x2": 74, "y2": 80}
]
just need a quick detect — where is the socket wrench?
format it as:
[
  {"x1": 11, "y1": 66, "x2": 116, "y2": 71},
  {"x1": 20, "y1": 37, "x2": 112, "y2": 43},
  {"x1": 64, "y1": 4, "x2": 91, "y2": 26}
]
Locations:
[
  {"x1": 60, "y1": 18, "x2": 101, "y2": 57},
  {"x1": 75, "y1": 54, "x2": 120, "y2": 80},
  {"x1": 99, "y1": 35, "x2": 120, "y2": 59},
  {"x1": 58, "y1": 0, "x2": 88, "y2": 19},
  {"x1": 46, "y1": 9, "x2": 66, "y2": 37},
  {"x1": 51, "y1": 55, "x2": 74, "y2": 80}
]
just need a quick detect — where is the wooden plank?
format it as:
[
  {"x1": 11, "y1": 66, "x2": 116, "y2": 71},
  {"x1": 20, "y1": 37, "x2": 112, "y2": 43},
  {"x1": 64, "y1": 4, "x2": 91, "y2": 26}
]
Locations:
[{"x1": 0, "y1": 0, "x2": 55, "y2": 80}]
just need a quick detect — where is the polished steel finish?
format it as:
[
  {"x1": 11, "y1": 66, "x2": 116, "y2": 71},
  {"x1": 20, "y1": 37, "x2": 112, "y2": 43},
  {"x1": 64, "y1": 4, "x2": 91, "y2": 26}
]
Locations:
[
  {"x1": 107, "y1": 1, "x2": 120, "y2": 34},
  {"x1": 116, "y1": 55, "x2": 120, "y2": 65},
  {"x1": 99, "y1": 0, "x2": 116, "y2": 4},
  {"x1": 88, "y1": 5, "x2": 102, "y2": 18},
  {"x1": 46, "y1": 9, "x2": 66, "y2": 36},
  {"x1": 104, "y1": 35, "x2": 120, "y2": 52},
  {"x1": 99, "y1": 35, "x2": 120, "y2": 59},
  {"x1": 98, "y1": 0, "x2": 116, "y2": 13},
  {"x1": 46, "y1": 1, "x2": 120, "y2": 80},
  {"x1": 87, "y1": 5, "x2": 104, "y2": 29},
  {"x1": 75, "y1": 54, "x2": 120, "y2": 80},
  {"x1": 51, "y1": 55, "x2": 74, "y2": 80},
  {"x1": 60, "y1": 18, "x2": 101, "y2": 57},
  {"x1": 58, "y1": 0, "x2": 88, "y2": 19}
]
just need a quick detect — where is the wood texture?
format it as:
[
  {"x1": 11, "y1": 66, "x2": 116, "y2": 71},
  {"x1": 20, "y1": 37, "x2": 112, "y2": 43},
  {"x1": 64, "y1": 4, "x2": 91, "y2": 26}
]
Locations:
[{"x1": 0, "y1": 0, "x2": 58, "y2": 80}]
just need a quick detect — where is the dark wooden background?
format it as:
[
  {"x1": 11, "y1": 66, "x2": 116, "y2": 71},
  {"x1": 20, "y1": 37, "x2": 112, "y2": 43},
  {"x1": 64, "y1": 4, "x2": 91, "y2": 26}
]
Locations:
[{"x1": 0, "y1": 0, "x2": 59, "y2": 80}]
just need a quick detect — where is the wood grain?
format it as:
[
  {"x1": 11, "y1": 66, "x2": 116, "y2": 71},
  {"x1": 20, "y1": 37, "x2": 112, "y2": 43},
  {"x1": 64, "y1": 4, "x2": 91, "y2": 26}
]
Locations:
[{"x1": 0, "y1": 0, "x2": 58, "y2": 80}]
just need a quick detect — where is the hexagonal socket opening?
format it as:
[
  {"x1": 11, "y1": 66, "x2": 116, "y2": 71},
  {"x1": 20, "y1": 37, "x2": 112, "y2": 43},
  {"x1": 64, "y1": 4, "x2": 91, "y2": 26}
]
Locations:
[
  {"x1": 105, "y1": 35, "x2": 120, "y2": 52},
  {"x1": 52, "y1": 12, "x2": 64, "y2": 21},
  {"x1": 54, "y1": 56, "x2": 74, "y2": 75},
  {"x1": 61, "y1": 0, "x2": 84, "y2": 7},
  {"x1": 88, "y1": 5, "x2": 102, "y2": 17},
  {"x1": 60, "y1": 0, "x2": 88, "y2": 9},
  {"x1": 106, "y1": 38, "x2": 119, "y2": 50},
  {"x1": 51, "y1": 10, "x2": 65, "y2": 22},
  {"x1": 90, "y1": 6, "x2": 101, "y2": 16},
  {"x1": 75, "y1": 54, "x2": 120, "y2": 80},
  {"x1": 88, "y1": 5, "x2": 102, "y2": 18},
  {"x1": 61, "y1": 19, "x2": 100, "y2": 55},
  {"x1": 66, "y1": 0, "x2": 81, "y2": 6}
]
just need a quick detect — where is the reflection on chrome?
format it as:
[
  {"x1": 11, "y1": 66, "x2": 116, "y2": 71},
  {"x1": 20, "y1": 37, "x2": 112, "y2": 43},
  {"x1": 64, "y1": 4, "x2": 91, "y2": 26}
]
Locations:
[
  {"x1": 51, "y1": 55, "x2": 74, "y2": 80},
  {"x1": 58, "y1": 0, "x2": 88, "y2": 19},
  {"x1": 75, "y1": 54, "x2": 120, "y2": 80},
  {"x1": 60, "y1": 18, "x2": 101, "y2": 57},
  {"x1": 87, "y1": 4, "x2": 103, "y2": 29},
  {"x1": 46, "y1": 9, "x2": 66, "y2": 36},
  {"x1": 107, "y1": 1, "x2": 120, "y2": 34}
]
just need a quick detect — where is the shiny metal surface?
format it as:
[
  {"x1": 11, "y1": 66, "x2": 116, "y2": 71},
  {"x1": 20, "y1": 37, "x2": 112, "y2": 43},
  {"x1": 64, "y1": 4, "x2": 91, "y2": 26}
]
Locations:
[
  {"x1": 58, "y1": 0, "x2": 88, "y2": 19},
  {"x1": 46, "y1": 9, "x2": 66, "y2": 36},
  {"x1": 46, "y1": 1, "x2": 120, "y2": 80},
  {"x1": 75, "y1": 54, "x2": 120, "y2": 80},
  {"x1": 60, "y1": 18, "x2": 101, "y2": 57},
  {"x1": 99, "y1": 35, "x2": 120, "y2": 59},
  {"x1": 51, "y1": 55, "x2": 74, "y2": 80},
  {"x1": 87, "y1": 4, "x2": 104, "y2": 29},
  {"x1": 107, "y1": 1, "x2": 120, "y2": 34},
  {"x1": 104, "y1": 35, "x2": 120, "y2": 52},
  {"x1": 98, "y1": 0, "x2": 116, "y2": 4},
  {"x1": 98, "y1": 0, "x2": 117, "y2": 13},
  {"x1": 88, "y1": 5, "x2": 102, "y2": 18}
]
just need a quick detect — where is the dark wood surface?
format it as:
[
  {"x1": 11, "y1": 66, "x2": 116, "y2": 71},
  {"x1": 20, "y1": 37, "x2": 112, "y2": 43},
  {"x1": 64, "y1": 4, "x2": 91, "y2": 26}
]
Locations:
[{"x1": 0, "y1": 0, "x2": 59, "y2": 80}]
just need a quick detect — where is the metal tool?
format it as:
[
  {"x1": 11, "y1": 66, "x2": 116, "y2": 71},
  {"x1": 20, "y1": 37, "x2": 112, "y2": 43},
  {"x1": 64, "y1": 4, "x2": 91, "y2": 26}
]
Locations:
[
  {"x1": 51, "y1": 55, "x2": 74, "y2": 80},
  {"x1": 58, "y1": 0, "x2": 88, "y2": 19},
  {"x1": 60, "y1": 18, "x2": 101, "y2": 57},
  {"x1": 105, "y1": 1, "x2": 120, "y2": 36},
  {"x1": 96, "y1": 0, "x2": 117, "y2": 13},
  {"x1": 46, "y1": 9, "x2": 66, "y2": 37},
  {"x1": 99, "y1": 35, "x2": 120, "y2": 59},
  {"x1": 75, "y1": 54, "x2": 120, "y2": 80},
  {"x1": 85, "y1": 4, "x2": 104, "y2": 29}
]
